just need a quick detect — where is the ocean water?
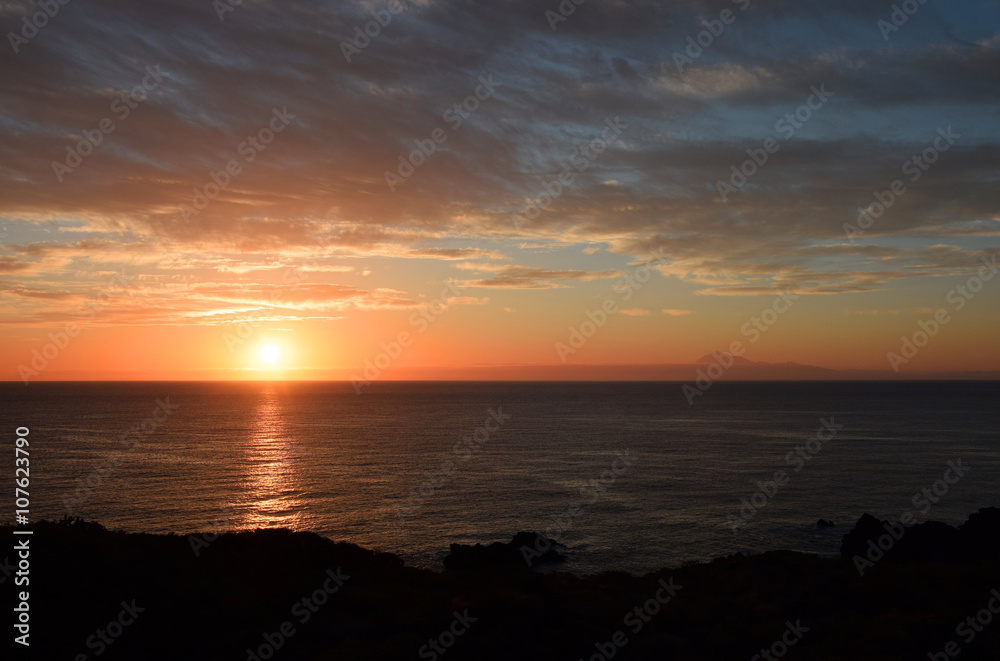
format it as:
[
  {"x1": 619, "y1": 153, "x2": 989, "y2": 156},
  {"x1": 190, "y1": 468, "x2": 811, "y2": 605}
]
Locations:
[{"x1": 3, "y1": 381, "x2": 998, "y2": 575}]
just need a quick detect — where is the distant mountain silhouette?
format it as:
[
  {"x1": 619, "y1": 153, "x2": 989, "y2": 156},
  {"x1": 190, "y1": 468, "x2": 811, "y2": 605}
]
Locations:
[
  {"x1": 695, "y1": 352, "x2": 757, "y2": 366},
  {"x1": 284, "y1": 359, "x2": 1000, "y2": 381},
  {"x1": 694, "y1": 352, "x2": 843, "y2": 379}
]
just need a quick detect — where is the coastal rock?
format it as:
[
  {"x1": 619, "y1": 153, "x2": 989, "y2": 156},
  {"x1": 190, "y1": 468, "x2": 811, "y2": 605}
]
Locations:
[
  {"x1": 443, "y1": 531, "x2": 566, "y2": 570},
  {"x1": 840, "y1": 509, "x2": 999, "y2": 564},
  {"x1": 839, "y1": 513, "x2": 886, "y2": 559},
  {"x1": 817, "y1": 519, "x2": 835, "y2": 527},
  {"x1": 892, "y1": 521, "x2": 960, "y2": 562},
  {"x1": 958, "y1": 506, "x2": 1000, "y2": 560},
  {"x1": 6, "y1": 514, "x2": 999, "y2": 660}
]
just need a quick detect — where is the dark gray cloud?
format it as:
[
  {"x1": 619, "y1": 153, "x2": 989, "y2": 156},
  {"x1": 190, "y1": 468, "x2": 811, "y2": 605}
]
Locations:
[{"x1": 0, "y1": 0, "x2": 997, "y2": 301}]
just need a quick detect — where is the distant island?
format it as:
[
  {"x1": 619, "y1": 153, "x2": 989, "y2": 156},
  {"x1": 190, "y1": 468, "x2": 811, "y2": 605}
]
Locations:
[{"x1": 8, "y1": 508, "x2": 999, "y2": 659}]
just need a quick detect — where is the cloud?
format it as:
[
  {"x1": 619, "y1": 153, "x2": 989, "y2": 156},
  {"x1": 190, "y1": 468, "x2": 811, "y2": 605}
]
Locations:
[
  {"x1": 0, "y1": 257, "x2": 34, "y2": 273},
  {"x1": 443, "y1": 296, "x2": 490, "y2": 306},
  {"x1": 456, "y1": 264, "x2": 623, "y2": 289},
  {"x1": 0, "y1": 285, "x2": 76, "y2": 300},
  {"x1": 0, "y1": 279, "x2": 425, "y2": 326},
  {"x1": 0, "y1": 0, "x2": 996, "y2": 327}
]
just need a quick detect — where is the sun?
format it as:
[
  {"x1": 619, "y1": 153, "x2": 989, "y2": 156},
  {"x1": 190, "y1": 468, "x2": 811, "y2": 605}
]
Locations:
[{"x1": 260, "y1": 344, "x2": 281, "y2": 364}]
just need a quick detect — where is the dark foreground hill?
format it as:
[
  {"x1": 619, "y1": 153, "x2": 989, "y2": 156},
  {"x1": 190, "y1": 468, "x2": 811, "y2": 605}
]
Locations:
[{"x1": 6, "y1": 509, "x2": 1000, "y2": 660}]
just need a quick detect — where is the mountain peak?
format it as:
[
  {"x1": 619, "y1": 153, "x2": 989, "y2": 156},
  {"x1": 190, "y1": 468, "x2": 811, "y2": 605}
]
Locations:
[{"x1": 695, "y1": 352, "x2": 758, "y2": 366}]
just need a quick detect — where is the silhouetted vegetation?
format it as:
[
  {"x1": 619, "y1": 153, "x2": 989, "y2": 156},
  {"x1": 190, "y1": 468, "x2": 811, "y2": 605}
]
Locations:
[
  {"x1": 9, "y1": 509, "x2": 999, "y2": 660},
  {"x1": 444, "y1": 531, "x2": 565, "y2": 571}
]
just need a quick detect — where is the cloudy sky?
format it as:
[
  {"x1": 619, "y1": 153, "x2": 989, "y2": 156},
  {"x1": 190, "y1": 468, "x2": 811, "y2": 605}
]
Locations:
[{"x1": 1, "y1": 0, "x2": 998, "y2": 380}]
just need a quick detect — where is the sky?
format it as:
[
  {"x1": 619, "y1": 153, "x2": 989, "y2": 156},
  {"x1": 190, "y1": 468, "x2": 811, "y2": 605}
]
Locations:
[{"x1": 1, "y1": 0, "x2": 998, "y2": 381}]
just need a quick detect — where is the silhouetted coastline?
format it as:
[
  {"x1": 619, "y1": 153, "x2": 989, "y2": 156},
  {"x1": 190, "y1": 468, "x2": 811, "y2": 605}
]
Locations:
[{"x1": 9, "y1": 508, "x2": 999, "y2": 660}]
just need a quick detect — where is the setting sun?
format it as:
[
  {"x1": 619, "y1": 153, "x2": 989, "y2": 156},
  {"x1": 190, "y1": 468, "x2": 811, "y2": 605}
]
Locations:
[{"x1": 260, "y1": 344, "x2": 281, "y2": 364}]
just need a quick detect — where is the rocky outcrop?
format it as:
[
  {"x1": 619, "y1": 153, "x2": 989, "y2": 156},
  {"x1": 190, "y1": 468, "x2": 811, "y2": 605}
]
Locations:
[
  {"x1": 840, "y1": 507, "x2": 999, "y2": 563},
  {"x1": 443, "y1": 531, "x2": 566, "y2": 570}
]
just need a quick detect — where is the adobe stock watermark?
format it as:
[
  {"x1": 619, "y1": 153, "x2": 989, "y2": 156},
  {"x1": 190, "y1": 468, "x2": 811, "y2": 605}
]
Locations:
[
  {"x1": 223, "y1": 260, "x2": 317, "y2": 354},
  {"x1": 844, "y1": 127, "x2": 960, "y2": 242},
  {"x1": 52, "y1": 65, "x2": 165, "y2": 182},
  {"x1": 178, "y1": 107, "x2": 297, "y2": 219},
  {"x1": 672, "y1": 0, "x2": 752, "y2": 72},
  {"x1": 396, "y1": 407, "x2": 511, "y2": 520},
  {"x1": 7, "y1": 0, "x2": 72, "y2": 54},
  {"x1": 245, "y1": 568, "x2": 350, "y2": 661},
  {"x1": 0, "y1": 555, "x2": 14, "y2": 587},
  {"x1": 351, "y1": 280, "x2": 465, "y2": 393},
  {"x1": 521, "y1": 450, "x2": 634, "y2": 565},
  {"x1": 852, "y1": 458, "x2": 969, "y2": 576},
  {"x1": 750, "y1": 620, "x2": 810, "y2": 661},
  {"x1": 188, "y1": 503, "x2": 240, "y2": 557},
  {"x1": 214, "y1": 0, "x2": 249, "y2": 21},
  {"x1": 385, "y1": 73, "x2": 501, "y2": 192},
  {"x1": 19, "y1": 271, "x2": 136, "y2": 384},
  {"x1": 555, "y1": 248, "x2": 667, "y2": 362},
  {"x1": 417, "y1": 610, "x2": 477, "y2": 660},
  {"x1": 727, "y1": 418, "x2": 843, "y2": 532},
  {"x1": 682, "y1": 290, "x2": 800, "y2": 405},
  {"x1": 511, "y1": 116, "x2": 628, "y2": 230},
  {"x1": 575, "y1": 575, "x2": 681, "y2": 661},
  {"x1": 878, "y1": 0, "x2": 932, "y2": 41},
  {"x1": 62, "y1": 397, "x2": 180, "y2": 515},
  {"x1": 545, "y1": 0, "x2": 587, "y2": 31},
  {"x1": 72, "y1": 600, "x2": 144, "y2": 660},
  {"x1": 928, "y1": 588, "x2": 1000, "y2": 660},
  {"x1": 340, "y1": 0, "x2": 410, "y2": 63},
  {"x1": 715, "y1": 84, "x2": 833, "y2": 201},
  {"x1": 887, "y1": 254, "x2": 997, "y2": 372}
]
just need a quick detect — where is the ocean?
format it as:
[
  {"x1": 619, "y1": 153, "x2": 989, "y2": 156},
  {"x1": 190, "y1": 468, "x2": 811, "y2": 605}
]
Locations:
[{"x1": 3, "y1": 380, "x2": 998, "y2": 575}]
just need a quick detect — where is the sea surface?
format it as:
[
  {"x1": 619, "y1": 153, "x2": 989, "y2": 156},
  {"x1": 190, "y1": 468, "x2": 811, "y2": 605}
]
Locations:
[{"x1": 3, "y1": 381, "x2": 998, "y2": 575}]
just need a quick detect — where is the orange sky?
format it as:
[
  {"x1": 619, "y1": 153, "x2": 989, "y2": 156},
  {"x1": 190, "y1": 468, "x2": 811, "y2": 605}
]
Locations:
[{"x1": 2, "y1": 1, "x2": 999, "y2": 382}]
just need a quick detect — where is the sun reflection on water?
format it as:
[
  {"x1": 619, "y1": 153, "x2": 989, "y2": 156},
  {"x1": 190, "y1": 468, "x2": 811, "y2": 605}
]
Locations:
[{"x1": 236, "y1": 387, "x2": 306, "y2": 530}]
